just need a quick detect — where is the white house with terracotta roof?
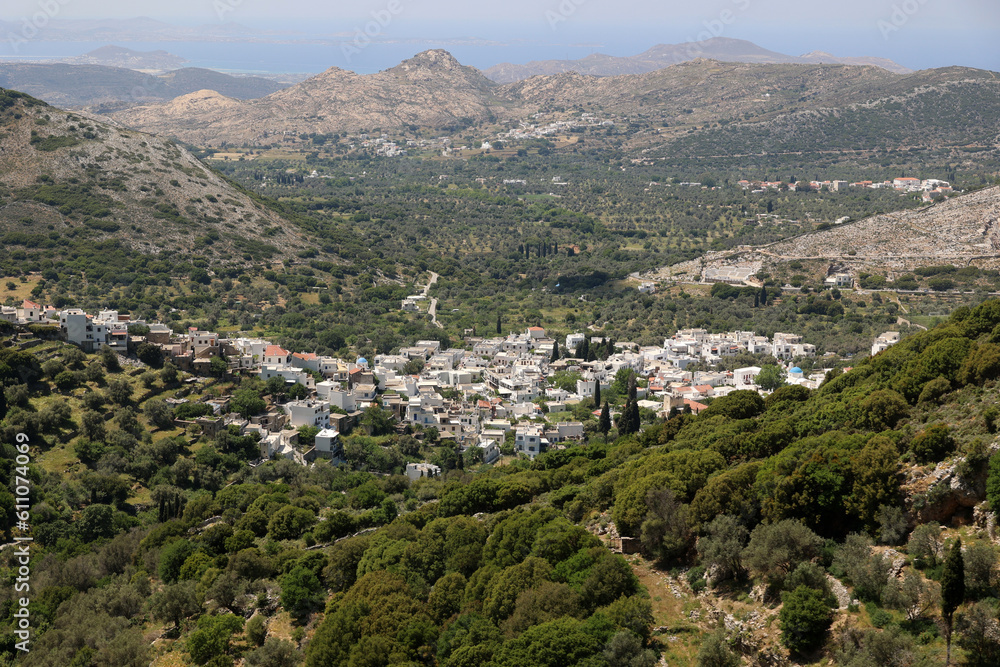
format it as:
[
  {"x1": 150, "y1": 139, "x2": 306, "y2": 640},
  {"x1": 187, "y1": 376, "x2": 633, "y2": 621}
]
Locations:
[
  {"x1": 263, "y1": 344, "x2": 291, "y2": 366},
  {"x1": 18, "y1": 300, "x2": 44, "y2": 323},
  {"x1": 291, "y1": 352, "x2": 320, "y2": 372}
]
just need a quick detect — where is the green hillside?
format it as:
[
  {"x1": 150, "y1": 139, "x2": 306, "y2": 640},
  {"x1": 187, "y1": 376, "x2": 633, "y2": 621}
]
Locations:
[{"x1": 5, "y1": 300, "x2": 1000, "y2": 664}]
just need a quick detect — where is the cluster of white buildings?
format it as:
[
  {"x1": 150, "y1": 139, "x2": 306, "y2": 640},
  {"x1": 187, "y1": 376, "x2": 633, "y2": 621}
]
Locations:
[
  {"x1": 872, "y1": 331, "x2": 901, "y2": 356},
  {"x1": 736, "y1": 177, "x2": 953, "y2": 199},
  {"x1": 9, "y1": 299, "x2": 844, "y2": 466},
  {"x1": 496, "y1": 112, "x2": 615, "y2": 145}
]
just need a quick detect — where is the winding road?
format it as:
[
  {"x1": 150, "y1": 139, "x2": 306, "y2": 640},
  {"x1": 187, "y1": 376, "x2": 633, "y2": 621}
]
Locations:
[{"x1": 422, "y1": 272, "x2": 442, "y2": 329}]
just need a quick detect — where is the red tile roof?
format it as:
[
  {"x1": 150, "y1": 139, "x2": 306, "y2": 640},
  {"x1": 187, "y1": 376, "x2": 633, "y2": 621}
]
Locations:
[
  {"x1": 22, "y1": 299, "x2": 40, "y2": 309},
  {"x1": 293, "y1": 352, "x2": 318, "y2": 361},
  {"x1": 685, "y1": 399, "x2": 709, "y2": 414},
  {"x1": 264, "y1": 345, "x2": 289, "y2": 357}
]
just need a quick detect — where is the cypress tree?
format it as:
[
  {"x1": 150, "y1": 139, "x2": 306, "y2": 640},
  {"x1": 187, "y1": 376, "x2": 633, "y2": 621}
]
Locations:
[
  {"x1": 599, "y1": 401, "x2": 611, "y2": 436},
  {"x1": 496, "y1": 314, "x2": 502, "y2": 335},
  {"x1": 550, "y1": 343, "x2": 559, "y2": 363},
  {"x1": 760, "y1": 284, "x2": 768, "y2": 306},
  {"x1": 629, "y1": 399, "x2": 640, "y2": 434},
  {"x1": 942, "y1": 538, "x2": 965, "y2": 664},
  {"x1": 618, "y1": 398, "x2": 640, "y2": 436},
  {"x1": 594, "y1": 380, "x2": 601, "y2": 407}
]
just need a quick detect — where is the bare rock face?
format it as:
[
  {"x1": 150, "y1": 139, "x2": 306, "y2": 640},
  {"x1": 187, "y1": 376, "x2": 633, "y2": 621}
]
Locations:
[
  {"x1": 826, "y1": 574, "x2": 851, "y2": 610},
  {"x1": 649, "y1": 186, "x2": 1000, "y2": 284},
  {"x1": 903, "y1": 457, "x2": 988, "y2": 526},
  {"x1": 974, "y1": 501, "x2": 999, "y2": 542}
]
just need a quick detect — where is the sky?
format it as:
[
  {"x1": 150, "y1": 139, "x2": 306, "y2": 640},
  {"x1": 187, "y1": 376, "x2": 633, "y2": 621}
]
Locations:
[{"x1": 2, "y1": 0, "x2": 998, "y2": 72}]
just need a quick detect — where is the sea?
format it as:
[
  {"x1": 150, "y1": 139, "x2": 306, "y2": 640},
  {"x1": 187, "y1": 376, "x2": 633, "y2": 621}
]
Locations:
[{"x1": 0, "y1": 36, "x2": 621, "y2": 77}]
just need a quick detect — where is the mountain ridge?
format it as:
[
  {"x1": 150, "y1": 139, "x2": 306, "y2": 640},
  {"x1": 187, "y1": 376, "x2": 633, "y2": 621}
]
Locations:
[
  {"x1": 0, "y1": 62, "x2": 288, "y2": 109},
  {"x1": 67, "y1": 45, "x2": 189, "y2": 70},
  {"x1": 104, "y1": 51, "x2": 1000, "y2": 152},
  {"x1": 0, "y1": 88, "x2": 306, "y2": 260},
  {"x1": 483, "y1": 37, "x2": 913, "y2": 82}
]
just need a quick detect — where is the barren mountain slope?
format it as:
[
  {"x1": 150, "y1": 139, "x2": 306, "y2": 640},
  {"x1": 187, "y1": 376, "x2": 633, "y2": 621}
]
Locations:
[
  {"x1": 111, "y1": 50, "x2": 514, "y2": 146},
  {"x1": 767, "y1": 186, "x2": 1000, "y2": 267},
  {"x1": 502, "y1": 59, "x2": 896, "y2": 120},
  {"x1": 645, "y1": 186, "x2": 1000, "y2": 284},
  {"x1": 0, "y1": 89, "x2": 307, "y2": 260},
  {"x1": 0, "y1": 63, "x2": 286, "y2": 108}
]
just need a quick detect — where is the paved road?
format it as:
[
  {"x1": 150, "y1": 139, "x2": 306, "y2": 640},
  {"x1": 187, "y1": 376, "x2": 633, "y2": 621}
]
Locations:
[{"x1": 421, "y1": 271, "x2": 438, "y2": 296}]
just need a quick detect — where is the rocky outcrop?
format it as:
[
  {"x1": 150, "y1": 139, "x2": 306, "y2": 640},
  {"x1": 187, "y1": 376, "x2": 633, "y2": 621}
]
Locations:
[
  {"x1": 974, "y1": 501, "x2": 999, "y2": 542},
  {"x1": 647, "y1": 186, "x2": 1000, "y2": 282},
  {"x1": 903, "y1": 457, "x2": 989, "y2": 526},
  {"x1": 112, "y1": 50, "x2": 514, "y2": 146}
]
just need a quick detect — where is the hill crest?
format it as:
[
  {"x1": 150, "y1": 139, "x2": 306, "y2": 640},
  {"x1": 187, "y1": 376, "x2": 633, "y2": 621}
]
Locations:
[
  {"x1": 0, "y1": 88, "x2": 306, "y2": 260},
  {"x1": 484, "y1": 37, "x2": 913, "y2": 82}
]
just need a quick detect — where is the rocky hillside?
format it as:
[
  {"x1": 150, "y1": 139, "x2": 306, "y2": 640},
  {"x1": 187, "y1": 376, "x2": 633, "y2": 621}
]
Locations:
[
  {"x1": 0, "y1": 63, "x2": 287, "y2": 108},
  {"x1": 651, "y1": 66, "x2": 1000, "y2": 162},
  {"x1": 104, "y1": 51, "x2": 1000, "y2": 152},
  {"x1": 484, "y1": 37, "x2": 912, "y2": 82},
  {"x1": 646, "y1": 185, "x2": 1000, "y2": 284},
  {"x1": 111, "y1": 50, "x2": 512, "y2": 146},
  {"x1": 0, "y1": 88, "x2": 307, "y2": 260},
  {"x1": 504, "y1": 58, "x2": 896, "y2": 122}
]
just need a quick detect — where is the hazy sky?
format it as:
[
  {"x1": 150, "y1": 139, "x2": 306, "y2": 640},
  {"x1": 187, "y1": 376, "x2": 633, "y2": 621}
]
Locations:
[{"x1": 3, "y1": 0, "x2": 998, "y2": 71}]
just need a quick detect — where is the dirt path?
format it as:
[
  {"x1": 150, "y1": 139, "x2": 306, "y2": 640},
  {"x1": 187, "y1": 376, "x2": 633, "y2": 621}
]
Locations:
[{"x1": 422, "y1": 272, "x2": 443, "y2": 329}]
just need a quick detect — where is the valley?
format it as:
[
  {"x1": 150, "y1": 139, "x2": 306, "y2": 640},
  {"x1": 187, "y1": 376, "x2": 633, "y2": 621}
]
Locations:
[{"x1": 1, "y1": 29, "x2": 1000, "y2": 667}]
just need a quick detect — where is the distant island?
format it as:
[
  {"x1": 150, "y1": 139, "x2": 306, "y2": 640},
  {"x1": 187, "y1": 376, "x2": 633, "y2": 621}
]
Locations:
[{"x1": 67, "y1": 45, "x2": 189, "y2": 71}]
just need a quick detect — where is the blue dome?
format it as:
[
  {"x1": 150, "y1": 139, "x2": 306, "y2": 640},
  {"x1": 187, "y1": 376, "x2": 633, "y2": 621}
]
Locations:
[
  {"x1": 790, "y1": 367, "x2": 802, "y2": 374},
  {"x1": 357, "y1": 357, "x2": 368, "y2": 365}
]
